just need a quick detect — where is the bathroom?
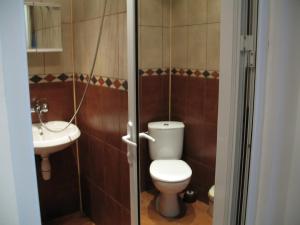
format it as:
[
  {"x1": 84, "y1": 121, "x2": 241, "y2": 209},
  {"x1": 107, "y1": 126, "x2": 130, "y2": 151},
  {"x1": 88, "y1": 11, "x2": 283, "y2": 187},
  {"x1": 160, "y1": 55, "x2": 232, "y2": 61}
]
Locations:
[
  {"x1": 3, "y1": 0, "x2": 300, "y2": 225},
  {"x1": 25, "y1": 0, "x2": 219, "y2": 224}
]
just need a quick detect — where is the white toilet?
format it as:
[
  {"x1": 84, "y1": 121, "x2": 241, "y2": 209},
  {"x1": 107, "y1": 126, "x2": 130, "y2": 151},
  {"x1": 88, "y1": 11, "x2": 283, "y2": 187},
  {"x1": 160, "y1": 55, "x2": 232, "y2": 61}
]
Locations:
[{"x1": 148, "y1": 121, "x2": 192, "y2": 218}]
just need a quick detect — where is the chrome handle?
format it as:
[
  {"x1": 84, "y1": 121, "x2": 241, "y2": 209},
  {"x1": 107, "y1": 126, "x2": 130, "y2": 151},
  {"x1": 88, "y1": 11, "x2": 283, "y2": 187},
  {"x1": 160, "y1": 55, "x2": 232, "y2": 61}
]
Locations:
[
  {"x1": 40, "y1": 103, "x2": 48, "y2": 113},
  {"x1": 31, "y1": 99, "x2": 48, "y2": 114},
  {"x1": 139, "y1": 132, "x2": 155, "y2": 142},
  {"x1": 122, "y1": 134, "x2": 137, "y2": 147}
]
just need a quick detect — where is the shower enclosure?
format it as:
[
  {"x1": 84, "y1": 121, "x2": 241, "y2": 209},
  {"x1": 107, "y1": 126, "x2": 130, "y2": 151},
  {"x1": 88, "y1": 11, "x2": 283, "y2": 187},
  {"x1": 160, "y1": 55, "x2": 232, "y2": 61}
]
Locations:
[
  {"x1": 0, "y1": 0, "x2": 260, "y2": 224},
  {"x1": 124, "y1": 0, "x2": 258, "y2": 225}
]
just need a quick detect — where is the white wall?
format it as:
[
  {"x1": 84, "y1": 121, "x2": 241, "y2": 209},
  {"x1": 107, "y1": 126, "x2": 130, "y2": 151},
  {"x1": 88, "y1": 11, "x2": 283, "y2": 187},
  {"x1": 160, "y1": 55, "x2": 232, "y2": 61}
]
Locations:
[
  {"x1": 253, "y1": 0, "x2": 300, "y2": 224},
  {"x1": 0, "y1": 1, "x2": 41, "y2": 225}
]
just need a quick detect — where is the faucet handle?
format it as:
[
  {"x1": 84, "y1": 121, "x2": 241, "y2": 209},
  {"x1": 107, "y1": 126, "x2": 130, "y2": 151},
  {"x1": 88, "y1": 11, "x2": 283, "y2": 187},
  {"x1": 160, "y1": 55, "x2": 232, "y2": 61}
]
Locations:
[
  {"x1": 40, "y1": 102, "x2": 48, "y2": 113},
  {"x1": 31, "y1": 98, "x2": 48, "y2": 113}
]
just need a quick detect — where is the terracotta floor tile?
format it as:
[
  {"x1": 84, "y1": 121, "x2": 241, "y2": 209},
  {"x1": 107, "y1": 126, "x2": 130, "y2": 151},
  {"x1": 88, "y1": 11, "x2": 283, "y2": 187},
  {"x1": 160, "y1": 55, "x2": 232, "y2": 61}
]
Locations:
[
  {"x1": 141, "y1": 192, "x2": 212, "y2": 225},
  {"x1": 44, "y1": 192, "x2": 212, "y2": 225}
]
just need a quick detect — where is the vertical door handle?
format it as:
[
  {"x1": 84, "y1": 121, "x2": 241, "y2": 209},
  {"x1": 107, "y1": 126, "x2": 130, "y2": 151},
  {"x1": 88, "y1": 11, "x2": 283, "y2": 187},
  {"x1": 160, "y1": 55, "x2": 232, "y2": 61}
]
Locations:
[{"x1": 122, "y1": 121, "x2": 137, "y2": 165}]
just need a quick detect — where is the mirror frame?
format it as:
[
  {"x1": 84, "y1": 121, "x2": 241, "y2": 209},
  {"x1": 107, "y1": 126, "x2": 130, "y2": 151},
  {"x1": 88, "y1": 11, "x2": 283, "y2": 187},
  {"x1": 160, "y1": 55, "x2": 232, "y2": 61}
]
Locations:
[{"x1": 25, "y1": 1, "x2": 63, "y2": 53}]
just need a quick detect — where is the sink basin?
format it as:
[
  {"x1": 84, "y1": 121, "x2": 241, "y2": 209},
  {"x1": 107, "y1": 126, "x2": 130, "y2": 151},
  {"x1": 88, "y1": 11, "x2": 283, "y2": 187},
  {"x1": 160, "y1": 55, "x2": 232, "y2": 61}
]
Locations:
[
  {"x1": 32, "y1": 121, "x2": 81, "y2": 156},
  {"x1": 32, "y1": 121, "x2": 81, "y2": 180}
]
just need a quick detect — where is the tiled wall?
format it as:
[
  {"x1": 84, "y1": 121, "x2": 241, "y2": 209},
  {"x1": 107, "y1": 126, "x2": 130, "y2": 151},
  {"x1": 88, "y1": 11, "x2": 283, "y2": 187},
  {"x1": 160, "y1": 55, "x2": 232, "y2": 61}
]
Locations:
[
  {"x1": 171, "y1": 74, "x2": 218, "y2": 202},
  {"x1": 171, "y1": 0, "x2": 220, "y2": 71},
  {"x1": 27, "y1": 0, "x2": 74, "y2": 77},
  {"x1": 30, "y1": 82, "x2": 79, "y2": 221},
  {"x1": 139, "y1": 70, "x2": 170, "y2": 191},
  {"x1": 171, "y1": 0, "x2": 220, "y2": 202},
  {"x1": 73, "y1": 0, "x2": 127, "y2": 80},
  {"x1": 138, "y1": 0, "x2": 170, "y2": 69},
  {"x1": 72, "y1": 1, "x2": 131, "y2": 225},
  {"x1": 28, "y1": 1, "x2": 220, "y2": 223},
  {"x1": 76, "y1": 84, "x2": 130, "y2": 225},
  {"x1": 138, "y1": 0, "x2": 220, "y2": 202},
  {"x1": 27, "y1": 0, "x2": 81, "y2": 222},
  {"x1": 138, "y1": 0, "x2": 171, "y2": 191}
]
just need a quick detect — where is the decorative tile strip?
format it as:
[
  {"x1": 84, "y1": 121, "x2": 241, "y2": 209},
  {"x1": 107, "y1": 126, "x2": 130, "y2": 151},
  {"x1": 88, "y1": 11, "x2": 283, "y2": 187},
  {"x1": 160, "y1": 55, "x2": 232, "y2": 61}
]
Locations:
[
  {"x1": 139, "y1": 68, "x2": 170, "y2": 76},
  {"x1": 139, "y1": 68, "x2": 219, "y2": 79},
  {"x1": 29, "y1": 73, "x2": 73, "y2": 84},
  {"x1": 171, "y1": 68, "x2": 219, "y2": 79},
  {"x1": 76, "y1": 74, "x2": 128, "y2": 91}
]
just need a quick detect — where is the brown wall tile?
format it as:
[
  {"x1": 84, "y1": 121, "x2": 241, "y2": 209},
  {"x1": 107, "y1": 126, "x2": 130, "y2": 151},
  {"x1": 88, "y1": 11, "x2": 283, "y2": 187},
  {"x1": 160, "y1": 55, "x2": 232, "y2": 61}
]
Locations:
[
  {"x1": 78, "y1": 132, "x2": 91, "y2": 178},
  {"x1": 204, "y1": 79, "x2": 219, "y2": 125},
  {"x1": 139, "y1": 75, "x2": 169, "y2": 191},
  {"x1": 81, "y1": 177, "x2": 92, "y2": 217},
  {"x1": 30, "y1": 82, "x2": 79, "y2": 222},
  {"x1": 139, "y1": 75, "x2": 169, "y2": 131},
  {"x1": 76, "y1": 84, "x2": 104, "y2": 139},
  {"x1": 171, "y1": 75, "x2": 187, "y2": 121},
  {"x1": 30, "y1": 82, "x2": 74, "y2": 123},
  {"x1": 89, "y1": 136, "x2": 105, "y2": 189},
  {"x1": 90, "y1": 183, "x2": 105, "y2": 225},
  {"x1": 184, "y1": 156, "x2": 215, "y2": 202},
  {"x1": 76, "y1": 82, "x2": 130, "y2": 225},
  {"x1": 121, "y1": 208, "x2": 131, "y2": 225},
  {"x1": 103, "y1": 195, "x2": 122, "y2": 225},
  {"x1": 119, "y1": 152, "x2": 131, "y2": 209},
  {"x1": 102, "y1": 88, "x2": 122, "y2": 149},
  {"x1": 76, "y1": 83, "x2": 124, "y2": 149},
  {"x1": 171, "y1": 75, "x2": 219, "y2": 201},
  {"x1": 103, "y1": 144, "x2": 121, "y2": 201},
  {"x1": 35, "y1": 147, "x2": 80, "y2": 221}
]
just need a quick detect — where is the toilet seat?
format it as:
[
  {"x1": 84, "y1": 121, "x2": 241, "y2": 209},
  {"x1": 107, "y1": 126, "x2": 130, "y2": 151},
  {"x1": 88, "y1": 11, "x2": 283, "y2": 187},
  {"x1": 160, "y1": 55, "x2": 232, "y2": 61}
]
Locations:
[{"x1": 150, "y1": 160, "x2": 192, "y2": 183}]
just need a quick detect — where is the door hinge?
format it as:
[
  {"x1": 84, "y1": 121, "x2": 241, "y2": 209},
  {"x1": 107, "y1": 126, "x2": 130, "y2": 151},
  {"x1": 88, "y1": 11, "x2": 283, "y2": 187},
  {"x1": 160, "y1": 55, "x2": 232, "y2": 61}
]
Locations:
[
  {"x1": 241, "y1": 35, "x2": 256, "y2": 68},
  {"x1": 247, "y1": 50, "x2": 256, "y2": 68}
]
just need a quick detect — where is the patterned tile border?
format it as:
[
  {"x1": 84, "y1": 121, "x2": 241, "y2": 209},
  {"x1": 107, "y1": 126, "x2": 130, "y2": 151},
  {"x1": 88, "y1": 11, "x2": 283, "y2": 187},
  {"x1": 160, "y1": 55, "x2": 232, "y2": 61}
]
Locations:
[
  {"x1": 29, "y1": 73, "x2": 73, "y2": 84},
  {"x1": 172, "y1": 68, "x2": 219, "y2": 79},
  {"x1": 139, "y1": 68, "x2": 170, "y2": 76},
  {"x1": 28, "y1": 73, "x2": 128, "y2": 91},
  {"x1": 139, "y1": 68, "x2": 219, "y2": 79},
  {"x1": 29, "y1": 68, "x2": 218, "y2": 89},
  {"x1": 76, "y1": 74, "x2": 128, "y2": 91}
]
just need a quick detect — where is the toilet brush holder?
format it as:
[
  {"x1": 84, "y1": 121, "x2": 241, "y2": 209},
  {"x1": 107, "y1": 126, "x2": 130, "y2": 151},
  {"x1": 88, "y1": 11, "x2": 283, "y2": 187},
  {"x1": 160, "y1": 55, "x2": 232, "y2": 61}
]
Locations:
[{"x1": 183, "y1": 189, "x2": 197, "y2": 203}]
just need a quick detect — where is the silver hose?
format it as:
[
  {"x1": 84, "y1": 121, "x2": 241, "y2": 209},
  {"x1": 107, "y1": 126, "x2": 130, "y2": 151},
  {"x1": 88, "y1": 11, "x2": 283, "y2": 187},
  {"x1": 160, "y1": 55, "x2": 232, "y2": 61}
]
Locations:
[{"x1": 38, "y1": 0, "x2": 108, "y2": 133}]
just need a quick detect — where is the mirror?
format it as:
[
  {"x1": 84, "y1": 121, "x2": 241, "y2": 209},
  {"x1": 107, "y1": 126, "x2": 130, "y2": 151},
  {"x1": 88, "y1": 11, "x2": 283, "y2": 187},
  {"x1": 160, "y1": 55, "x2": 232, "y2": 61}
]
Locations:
[{"x1": 24, "y1": 2, "x2": 62, "y2": 52}]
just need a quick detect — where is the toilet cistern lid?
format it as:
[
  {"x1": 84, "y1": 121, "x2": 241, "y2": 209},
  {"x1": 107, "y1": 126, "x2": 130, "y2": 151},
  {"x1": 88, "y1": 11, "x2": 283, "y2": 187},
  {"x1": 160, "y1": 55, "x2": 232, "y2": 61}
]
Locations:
[
  {"x1": 150, "y1": 160, "x2": 192, "y2": 183},
  {"x1": 148, "y1": 121, "x2": 184, "y2": 130}
]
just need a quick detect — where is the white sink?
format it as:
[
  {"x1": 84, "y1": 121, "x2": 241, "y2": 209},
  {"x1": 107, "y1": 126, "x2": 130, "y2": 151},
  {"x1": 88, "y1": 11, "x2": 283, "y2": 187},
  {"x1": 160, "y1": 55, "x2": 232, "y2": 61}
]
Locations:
[
  {"x1": 32, "y1": 121, "x2": 81, "y2": 180},
  {"x1": 32, "y1": 121, "x2": 81, "y2": 156}
]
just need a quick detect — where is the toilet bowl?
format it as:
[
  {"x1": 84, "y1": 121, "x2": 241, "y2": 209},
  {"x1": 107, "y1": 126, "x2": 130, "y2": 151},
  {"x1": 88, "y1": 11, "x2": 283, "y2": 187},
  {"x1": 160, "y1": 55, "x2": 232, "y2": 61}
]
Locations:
[
  {"x1": 150, "y1": 160, "x2": 192, "y2": 217},
  {"x1": 147, "y1": 121, "x2": 192, "y2": 218}
]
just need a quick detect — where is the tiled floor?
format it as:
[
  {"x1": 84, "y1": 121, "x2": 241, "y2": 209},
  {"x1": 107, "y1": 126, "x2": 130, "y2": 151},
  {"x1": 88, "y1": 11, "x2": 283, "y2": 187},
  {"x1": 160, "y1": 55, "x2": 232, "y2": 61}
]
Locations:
[
  {"x1": 141, "y1": 192, "x2": 212, "y2": 225},
  {"x1": 43, "y1": 192, "x2": 212, "y2": 225},
  {"x1": 44, "y1": 212, "x2": 94, "y2": 225}
]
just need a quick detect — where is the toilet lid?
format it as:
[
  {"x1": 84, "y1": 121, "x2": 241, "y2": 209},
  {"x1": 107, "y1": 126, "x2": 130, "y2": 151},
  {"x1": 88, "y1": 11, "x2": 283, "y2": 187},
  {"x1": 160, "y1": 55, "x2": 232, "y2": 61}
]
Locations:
[{"x1": 150, "y1": 160, "x2": 192, "y2": 183}]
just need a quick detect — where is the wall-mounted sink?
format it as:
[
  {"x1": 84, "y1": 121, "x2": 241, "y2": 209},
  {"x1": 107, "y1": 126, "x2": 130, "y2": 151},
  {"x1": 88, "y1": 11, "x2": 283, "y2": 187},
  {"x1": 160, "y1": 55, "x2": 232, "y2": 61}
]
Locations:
[{"x1": 32, "y1": 121, "x2": 80, "y2": 180}]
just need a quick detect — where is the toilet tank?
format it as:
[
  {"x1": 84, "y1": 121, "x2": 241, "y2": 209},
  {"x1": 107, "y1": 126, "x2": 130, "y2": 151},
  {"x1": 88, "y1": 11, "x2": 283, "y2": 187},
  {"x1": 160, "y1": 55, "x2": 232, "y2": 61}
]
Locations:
[{"x1": 148, "y1": 121, "x2": 185, "y2": 160}]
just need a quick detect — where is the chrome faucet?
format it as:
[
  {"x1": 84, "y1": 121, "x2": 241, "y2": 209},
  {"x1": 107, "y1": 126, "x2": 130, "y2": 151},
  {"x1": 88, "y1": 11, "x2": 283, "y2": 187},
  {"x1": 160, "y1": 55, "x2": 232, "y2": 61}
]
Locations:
[{"x1": 31, "y1": 98, "x2": 48, "y2": 114}]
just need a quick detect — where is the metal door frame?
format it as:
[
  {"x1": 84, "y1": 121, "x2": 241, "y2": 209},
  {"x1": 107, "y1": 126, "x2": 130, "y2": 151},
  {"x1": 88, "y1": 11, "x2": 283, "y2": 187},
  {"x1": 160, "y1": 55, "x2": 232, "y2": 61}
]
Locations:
[{"x1": 125, "y1": 1, "x2": 140, "y2": 225}]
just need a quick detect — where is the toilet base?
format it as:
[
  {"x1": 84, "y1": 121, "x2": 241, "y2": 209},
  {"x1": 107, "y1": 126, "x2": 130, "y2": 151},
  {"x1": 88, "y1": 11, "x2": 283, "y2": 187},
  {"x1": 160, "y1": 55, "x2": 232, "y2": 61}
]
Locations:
[{"x1": 156, "y1": 193, "x2": 180, "y2": 218}]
